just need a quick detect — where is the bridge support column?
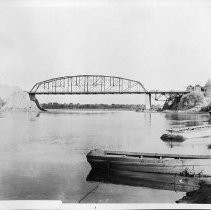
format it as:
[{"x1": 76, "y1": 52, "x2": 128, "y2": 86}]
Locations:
[
  {"x1": 145, "y1": 93, "x2": 152, "y2": 110},
  {"x1": 29, "y1": 93, "x2": 46, "y2": 111}
]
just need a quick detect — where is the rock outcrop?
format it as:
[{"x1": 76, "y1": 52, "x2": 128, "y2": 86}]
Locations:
[
  {"x1": 163, "y1": 95, "x2": 182, "y2": 110},
  {"x1": 1, "y1": 91, "x2": 39, "y2": 112},
  {"x1": 0, "y1": 81, "x2": 39, "y2": 112}
]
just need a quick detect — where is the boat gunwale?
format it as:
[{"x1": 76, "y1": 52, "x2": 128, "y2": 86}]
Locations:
[
  {"x1": 102, "y1": 150, "x2": 211, "y2": 159},
  {"x1": 88, "y1": 158, "x2": 211, "y2": 167}
]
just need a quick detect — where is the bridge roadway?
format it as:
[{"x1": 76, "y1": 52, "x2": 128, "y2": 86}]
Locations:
[{"x1": 32, "y1": 90, "x2": 188, "y2": 95}]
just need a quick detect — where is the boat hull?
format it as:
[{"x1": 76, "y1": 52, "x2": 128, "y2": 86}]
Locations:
[
  {"x1": 87, "y1": 150, "x2": 211, "y2": 177},
  {"x1": 161, "y1": 133, "x2": 185, "y2": 141}
]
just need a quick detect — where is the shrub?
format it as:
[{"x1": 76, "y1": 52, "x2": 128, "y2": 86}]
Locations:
[{"x1": 178, "y1": 91, "x2": 204, "y2": 110}]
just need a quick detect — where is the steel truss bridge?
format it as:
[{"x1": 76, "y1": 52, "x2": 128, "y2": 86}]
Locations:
[{"x1": 29, "y1": 75, "x2": 189, "y2": 111}]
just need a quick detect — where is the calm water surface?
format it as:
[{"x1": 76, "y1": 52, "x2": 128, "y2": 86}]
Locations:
[{"x1": 0, "y1": 110, "x2": 210, "y2": 203}]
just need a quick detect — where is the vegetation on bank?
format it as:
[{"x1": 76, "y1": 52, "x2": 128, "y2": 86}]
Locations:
[
  {"x1": 163, "y1": 91, "x2": 211, "y2": 112},
  {"x1": 178, "y1": 91, "x2": 205, "y2": 110},
  {"x1": 41, "y1": 102, "x2": 162, "y2": 111}
]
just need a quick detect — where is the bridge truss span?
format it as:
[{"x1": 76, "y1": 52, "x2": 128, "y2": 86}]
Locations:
[
  {"x1": 30, "y1": 75, "x2": 148, "y2": 95},
  {"x1": 29, "y1": 75, "x2": 189, "y2": 111}
]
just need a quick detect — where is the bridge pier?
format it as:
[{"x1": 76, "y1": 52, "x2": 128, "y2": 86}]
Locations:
[
  {"x1": 29, "y1": 93, "x2": 47, "y2": 111},
  {"x1": 145, "y1": 93, "x2": 152, "y2": 110}
]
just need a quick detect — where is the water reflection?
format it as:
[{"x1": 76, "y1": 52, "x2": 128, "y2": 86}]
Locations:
[
  {"x1": 161, "y1": 141, "x2": 183, "y2": 148},
  {"x1": 27, "y1": 112, "x2": 40, "y2": 121},
  {"x1": 161, "y1": 135, "x2": 211, "y2": 149},
  {"x1": 87, "y1": 168, "x2": 211, "y2": 203},
  {"x1": 165, "y1": 113, "x2": 210, "y2": 126},
  {"x1": 87, "y1": 169, "x2": 200, "y2": 193},
  {"x1": 144, "y1": 113, "x2": 152, "y2": 124},
  {"x1": 44, "y1": 109, "x2": 117, "y2": 115}
]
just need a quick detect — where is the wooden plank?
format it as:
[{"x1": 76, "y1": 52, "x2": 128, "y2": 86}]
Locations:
[
  {"x1": 167, "y1": 125, "x2": 211, "y2": 133},
  {"x1": 108, "y1": 161, "x2": 211, "y2": 176},
  {"x1": 104, "y1": 150, "x2": 211, "y2": 159}
]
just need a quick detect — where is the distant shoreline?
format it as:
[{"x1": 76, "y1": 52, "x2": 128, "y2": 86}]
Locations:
[{"x1": 42, "y1": 107, "x2": 210, "y2": 114}]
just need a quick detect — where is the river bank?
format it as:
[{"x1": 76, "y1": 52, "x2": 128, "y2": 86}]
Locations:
[{"x1": 177, "y1": 183, "x2": 211, "y2": 203}]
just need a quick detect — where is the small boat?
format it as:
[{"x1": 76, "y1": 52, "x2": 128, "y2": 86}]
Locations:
[
  {"x1": 87, "y1": 149, "x2": 211, "y2": 177},
  {"x1": 160, "y1": 125, "x2": 211, "y2": 141}
]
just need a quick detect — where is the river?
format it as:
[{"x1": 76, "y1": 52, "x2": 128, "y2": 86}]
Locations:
[{"x1": 0, "y1": 110, "x2": 210, "y2": 203}]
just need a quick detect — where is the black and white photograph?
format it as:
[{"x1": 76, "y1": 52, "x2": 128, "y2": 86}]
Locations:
[{"x1": 0, "y1": 0, "x2": 211, "y2": 209}]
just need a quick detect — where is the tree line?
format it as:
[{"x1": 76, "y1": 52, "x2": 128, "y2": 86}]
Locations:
[{"x1": 41, "y1": 102, "x2": 162, "y2": 111}]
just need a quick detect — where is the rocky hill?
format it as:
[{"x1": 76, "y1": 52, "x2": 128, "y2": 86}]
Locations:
[{"x1": 0, "y1": 82, "x2": 39, "y2": 112}]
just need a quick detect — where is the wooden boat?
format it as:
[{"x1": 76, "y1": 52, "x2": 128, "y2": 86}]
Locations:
[
  {"x1": 160, "y1": 125, "x2": 211, "y2": 141},
  {"x1": 87, "y1": 149, "x2": 211, "y2": 177}
]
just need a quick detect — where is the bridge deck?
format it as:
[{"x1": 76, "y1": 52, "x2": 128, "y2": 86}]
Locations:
[{"x1": 29, "y1": 91, "x2": 188, "y2": 95}]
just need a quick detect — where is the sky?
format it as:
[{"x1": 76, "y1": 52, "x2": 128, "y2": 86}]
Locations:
[{"x1": 1, "y1": 0, "x2": 211, "y2": 104}]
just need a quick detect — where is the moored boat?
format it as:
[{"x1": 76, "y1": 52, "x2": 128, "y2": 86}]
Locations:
[
  {"x1": 87, "y1": 149, "x2": 211, "y2": 177},
  {"x1": 160, "y1": 125, "x2": 211, "y2": 141}
]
